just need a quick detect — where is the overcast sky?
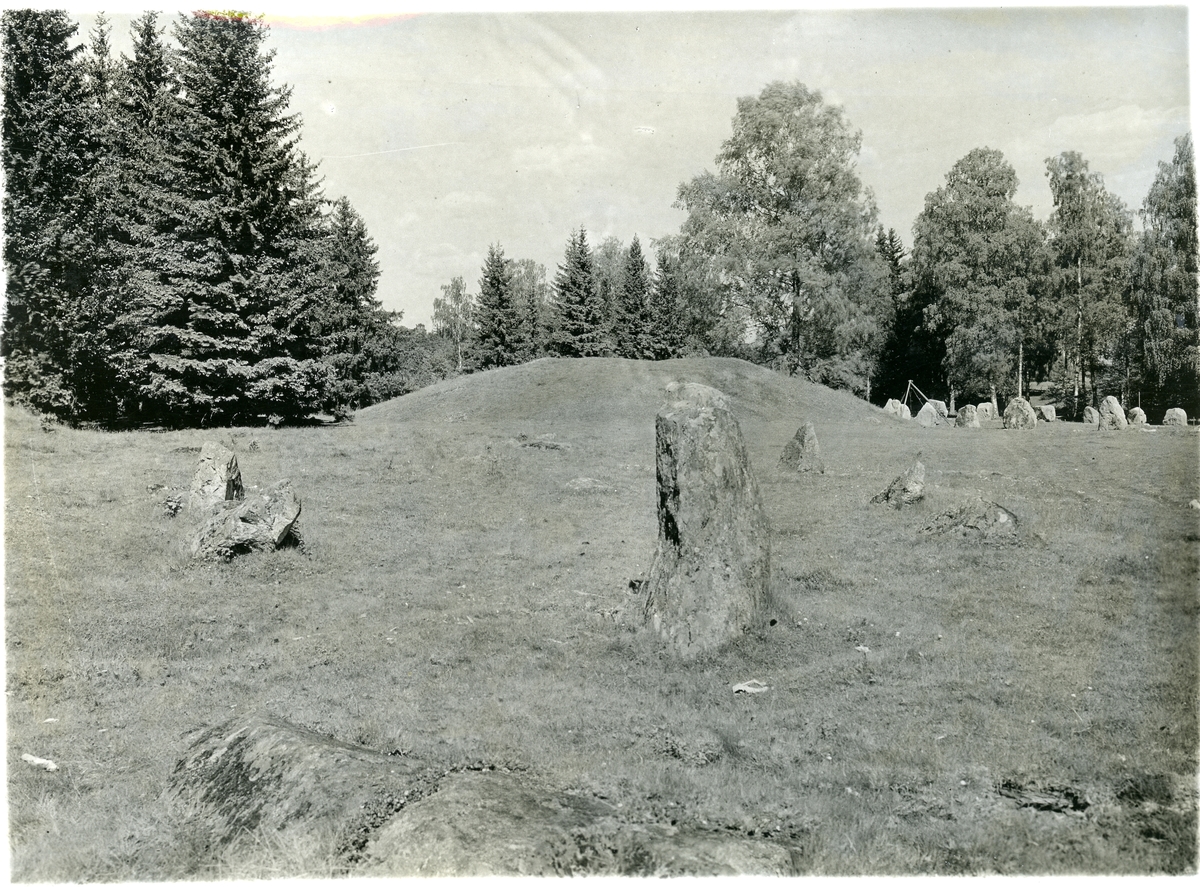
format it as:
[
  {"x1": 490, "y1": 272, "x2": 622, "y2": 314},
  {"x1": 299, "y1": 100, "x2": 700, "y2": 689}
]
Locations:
[{"x1": 75, "y1": 6, "x2": 1191, "y2": 328}]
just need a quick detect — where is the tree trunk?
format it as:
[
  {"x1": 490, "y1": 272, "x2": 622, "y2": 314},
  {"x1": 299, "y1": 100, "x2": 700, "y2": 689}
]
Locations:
[
  {"x1": 1018, "y1": 340, "x2": 1024, "y2": 399},
  {"x1": 1075, "y1": 256, "x2": 1084, "y2": 403},
  {"x1": 990, "y1": 384, "x2": 998, "y2": 416},
  {"x1": 949, "y1": 388, "x2": 956, "y2": 413}
]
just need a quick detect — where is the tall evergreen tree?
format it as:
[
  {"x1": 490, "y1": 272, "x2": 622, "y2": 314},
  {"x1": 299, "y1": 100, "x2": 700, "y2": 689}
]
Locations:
[
  {"x1": 310, "y1": 196, "x2": 386, "y2": 416},
  {"x1": 119, "y1": 11, "x2": 328, "y2": 426},
  {"x1": 1, "y1": 10, "x2": 105, "y2": 419},
  {"x1": 472, "y1": 243, "x2": 522, "y2": 368},
  {"x1": 510, "y1": 258, "x2": 548, "y2": 361},
  {"x1": 611, "y1": 234, "x2": 654, "y2": 358},
  {"x1": 549, "y1": 227, "x2": 611, "y2": 357},
  {"x1": 1129, "y1": 133, "x2": 1199, "y2": 417}
]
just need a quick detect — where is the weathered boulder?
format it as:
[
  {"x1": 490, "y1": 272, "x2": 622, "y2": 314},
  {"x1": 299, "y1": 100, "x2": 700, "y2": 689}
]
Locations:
[
  {"x1": 922, "y1": 496, "x2": 1018, "y2": 543},
  {"x1": 871, "y1": 459, "x2": 925, "y2": 508},
  {"x1": 1128, "y1": 406, "x2": 1147, "y2": 426},
  {"x1": 1163, "y1": 408, "x2": 1188, "y2": 427},
  {"x1": 191, "y1": 480, "x2": 301, "y2": 560},
  {"x1": 188, "y1": 442, "x2": 244, "y2": 511},
  {"x1": 363, "y1": 770, "x2": 794, "y2": 877},
  {"x1": 1082, "y1": 405, "x2": 1100, "y2": 427},
  {"x1": 779, "y1": 421, "x2": 824, "y2": 473},
  {"x1": 171, "y1": 712, "x2": 795, "y2": 877},
  {"x1": 169, "y1": 712, "x2": 430, "y2": 848},
  {"x1": 954, "y1": 404, "x2": 980, "y2": 428},
  {"x1": 915, "y1": 402, "x2": 945, "y2": 427},
  {"x1": 1038, "y1": 405, "x2": 1057, "y2": 422},
  {"x1": 883, "y1": 398, "x2": 911, "y2": 420},
  {"x1": 1003, "y1": 397, "x2": 1038, "y2": 429},
  {"x1": 1098, "y1": 395, "x2": 1127, "y2": 430},
  {"x1": 928, "y1": 399, "x2": 949, "y2": 419},
  {"x1": 642, "y1": 385, "x2": 771, "y2": 660},
  {"x1": 664, "y1": 380, "x2": 728, "y2": 410},
  {"x1": 976, "y1": 402, "x2": 997, "y2": 420}
]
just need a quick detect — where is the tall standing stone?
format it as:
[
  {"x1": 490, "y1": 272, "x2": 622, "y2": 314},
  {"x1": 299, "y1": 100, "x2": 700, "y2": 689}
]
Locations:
[
  {"x1": 1098, "y1": 396, "x2": 1127, "y2": 430},
  {"x1": 1083, "y1": 406, "x2": 1100, "y2": 427},
  {"x1": 955, "y1": 404, "x2": 980, "y2": 428},
  {"x1": 188, "y1": 442, "x2": 244, "y2": 511},
  {"x1": 1163, "y1": 408, "x2": 1188, "y2": 427},
  {"x1": 1003, "y1": 397, "x2": 1038, "y2": 429},
  {"x1": 642, "y1": 385, "x2": 771, "y2": 660},
  {"x1": 976, "y1": 402, "x2": 995, "y2": 421},
  {"x1": 779, "y1": 422, "x2": 824, "y2": 473},
  {"x1": 1038, "y1": 405, "x2": 1057, "y2": 422},
  {"x1": 916, "y1": 402, "x2": 945, "y2": 427}
]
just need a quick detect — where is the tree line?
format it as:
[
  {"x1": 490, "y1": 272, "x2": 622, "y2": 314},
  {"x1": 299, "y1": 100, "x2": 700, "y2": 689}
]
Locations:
[
  {"x1": 4, "y1": 12, "x2": 1196, "y2": 427},
  {"x1": 2, "y1": 10, "x2": 454, "y2": 428},
  {"x1": 439, "y1": 81, "x2": 1197, "y2": 420}
]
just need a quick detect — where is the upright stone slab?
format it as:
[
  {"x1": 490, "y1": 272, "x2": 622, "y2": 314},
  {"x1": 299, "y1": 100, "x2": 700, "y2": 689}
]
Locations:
[
  {"x1": 779, "y1": 422, "x2": 824, "y2": 473},
  {"x1": 643, "y1": 385, "x2": 771, "y2": 660},
  {"x1": 976, "y1": 402, "x2": 996, "y2": 421},
  {"x1": 915, "y1": 402, "x2": 944, "y2": 427},
  {"x1": 1082, "y1": 406, "x2": 1100, "y2": 427},
  {"x1": 1128, "y1": 407, "x2": 1147, "y2": 426},
  {"x1": 188, "y1": 442, "x2": 244, "y2": 511},
  {"x1": 1098, "y1": 395, "x2": 1127, "y2": 430},
  {"x1": 871, "y1": 459, "x2": 925, "y2": 508},
  {"x1": 883, "y1": 398, "x2": 906, "y2": 419},
  {"x1": 928, "y1": 400, "x2": 949, "y2": 419},
  {"x1": 1038, "y1": 405, "x2": 1057, "y2": 422},
  {"x1": 1003, "y1": 397, "x2": 1037, "y2": 429},
  {"x1": 1163, "y1": 408, "x2": 1188, "y2": 427},
  {"x1": 955, "y1": 404, "x2": 980, "y2": 428}
]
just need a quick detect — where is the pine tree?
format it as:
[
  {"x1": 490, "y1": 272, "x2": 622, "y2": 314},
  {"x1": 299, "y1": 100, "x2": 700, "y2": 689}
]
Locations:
[
  {"x1": 511, "y1": 258, "x2": 548, "y2": 361},
  {"x1": 549, "y1": 227, "x2": 611, "y2": 357},
  {"x1": 472, "y1": 243, "x2": 522, "y2": 368}
]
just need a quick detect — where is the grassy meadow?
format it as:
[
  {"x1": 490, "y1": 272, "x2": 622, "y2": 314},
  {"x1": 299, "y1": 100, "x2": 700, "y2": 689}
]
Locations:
[{"x1": 5, "y1": 356, "x2": 1198, "y2": 878}]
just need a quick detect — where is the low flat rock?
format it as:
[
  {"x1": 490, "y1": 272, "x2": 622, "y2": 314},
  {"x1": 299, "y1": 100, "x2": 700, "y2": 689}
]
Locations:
[
  {"x1": 779, "y1": 421, "x2": 824, "y2": 473},
  {"x1": 362, "y1": 770, "x2": 793, "y2": 877},
  {"x1": 1003, "y1": 397, "x2": 1038, "y2": 429},
  {"x1": 954, "y1": 404, "x2": 980, "y2": 428},
  {"x1": 1098, "y1": 395, "x2": 1127, "y2": 431},
  {"x1": 168, "y1": 712, "x2": 431, "y2": 848},
  {"x1": 922, "y1": 496, "x2": 1018, "y2": 543},
  {"x1": 191, "y1": 480, "x2": 301, "y2": 560},
  {"x1": 1163, "y1": 407, "x2": 1188, "y2": 427},
  {"x1": 871, "y1": 459, "x2": 925, "y2": 508}
]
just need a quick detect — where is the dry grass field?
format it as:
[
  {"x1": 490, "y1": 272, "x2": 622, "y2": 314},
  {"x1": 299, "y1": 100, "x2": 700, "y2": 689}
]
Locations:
[{"x1": 5, "y1": 356, "x2": 1198, "y2": 878}]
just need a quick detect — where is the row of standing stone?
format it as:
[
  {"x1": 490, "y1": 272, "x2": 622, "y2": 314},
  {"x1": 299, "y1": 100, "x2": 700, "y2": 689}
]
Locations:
[{"x1": 882, "y1": 396, "x2": 1188, "y2": 430}]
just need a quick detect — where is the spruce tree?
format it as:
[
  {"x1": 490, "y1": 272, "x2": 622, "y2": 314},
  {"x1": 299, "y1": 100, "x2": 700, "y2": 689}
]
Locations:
[
  {"x1": 549, "y1": 228, "x2": 610, "y2": 357},
  {"x1": 1, "y1": 10, "x2": 102, "y2": 419},
  {"x1": 613, "y1": 234, "x2": 654, "y2": 358},
  {"x1": 649, "y1": 248, "x2": 684, "y2": 359},
  {"x1": 472, "y1": 243, "x2": 521, "y2": 368},
  {"x1": 121, "y1": 11, "x2": 328, "y2": 426}
]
